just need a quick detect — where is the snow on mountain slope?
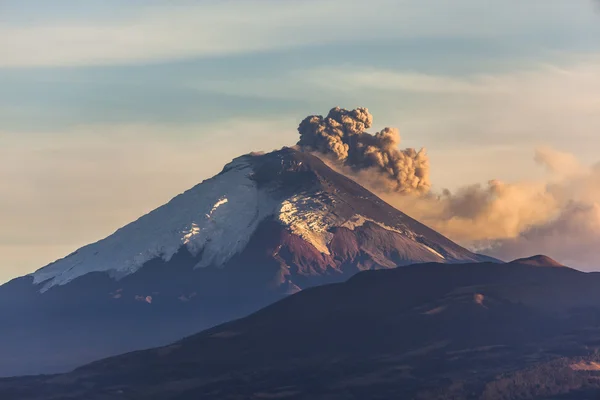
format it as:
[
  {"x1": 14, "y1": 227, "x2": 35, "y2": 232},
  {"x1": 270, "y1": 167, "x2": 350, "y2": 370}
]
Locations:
[
  {"x1": 31, "y1": 147, "x2": 489, "y2": 293},
  {"x1": 32, "y1": 157, "x2": 277, "y2": 291},
  {"x1": 278, "y1": 191, "x2": 340, "y2": 254}
]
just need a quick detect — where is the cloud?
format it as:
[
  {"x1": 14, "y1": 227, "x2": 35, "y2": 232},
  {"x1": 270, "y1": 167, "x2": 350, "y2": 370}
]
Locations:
[
  {"x1": 345, "y1": 147, "x2": 600, "y2": 270},
  {"x1": 484, "y1": 202, "x2": 600, "y2": 269},
  {"x1": 190, "y1": 56, "x2": 600, "y2": 153},
  {"x1": 484, "y1": 153, "x2": 600, "y2": 270},
  {"x1": 348, "y1": 172, "x2": 556, "y2": 245},
  {"x1": 307, "y1": 69, "x2": 508, "y2": 95},
  {"x1": 0, "y1": 0, "x2": 405, "y2": 67},
  {"x1": 306, "y1": 60, "x2": 600, "y2": 110},
  {"x1": 1, "y1": 0, "x2": 596, "y2": 67}
]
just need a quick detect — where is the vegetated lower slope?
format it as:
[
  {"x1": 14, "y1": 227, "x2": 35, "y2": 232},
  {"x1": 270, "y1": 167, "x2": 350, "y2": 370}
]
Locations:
[
  {"x1": 4, "y1": 257, "x2": 600, "y2": 400},
  {"x1": 0, "y1": 148, "x2": 492, "y2": 377}
]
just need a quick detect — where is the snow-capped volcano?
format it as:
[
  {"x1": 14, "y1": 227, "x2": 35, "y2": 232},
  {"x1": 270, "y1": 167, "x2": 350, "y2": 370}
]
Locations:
[
  {"x1": 32, "y1": 147, "x2": 487, "y2": 293},
  {"x1": 1, "y1": 147, "x2": 491, "y2": 377}
]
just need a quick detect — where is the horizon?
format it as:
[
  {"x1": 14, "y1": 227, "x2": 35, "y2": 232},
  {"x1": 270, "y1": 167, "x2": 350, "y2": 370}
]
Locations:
[{"x1": 2, "y1": 0, "x2": 600, "y2": 283}]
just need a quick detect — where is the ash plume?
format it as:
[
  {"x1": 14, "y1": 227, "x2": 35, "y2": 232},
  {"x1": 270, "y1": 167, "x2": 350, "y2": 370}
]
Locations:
[
  {"x1": 295, "y1": 106, "x2": 600, "y2": 270},
  {"x1": 297, "y1": 107, "x2": 430, "y2": 194},
  {"x1": 375, "y1": 147, "x2": 600, "y2": 270}
]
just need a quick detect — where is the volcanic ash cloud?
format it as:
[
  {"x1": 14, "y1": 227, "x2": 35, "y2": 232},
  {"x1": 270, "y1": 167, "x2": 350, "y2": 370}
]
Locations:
[
  {"x1": 297, "y1": 107, "x2": 430, "y2": 195},
  {"x1": 295, "y1": 107, "x2": 600, "y2": 270}
]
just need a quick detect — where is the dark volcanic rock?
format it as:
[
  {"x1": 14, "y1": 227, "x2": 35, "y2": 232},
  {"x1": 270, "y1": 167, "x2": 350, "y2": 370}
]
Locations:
[{"x1": 4, "y1": 261, "x2": 600, "y2": 399}]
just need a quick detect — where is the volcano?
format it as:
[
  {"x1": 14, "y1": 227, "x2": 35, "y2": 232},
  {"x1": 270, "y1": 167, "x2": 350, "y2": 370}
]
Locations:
[{"x1": 0, "y1": 147, "x2": 491, "y2": 376}]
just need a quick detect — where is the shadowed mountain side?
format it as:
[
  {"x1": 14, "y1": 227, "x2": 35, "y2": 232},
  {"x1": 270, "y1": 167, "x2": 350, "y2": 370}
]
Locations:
[{"x1": 5, "y1": 260, "x2": 600, "y2": 399}]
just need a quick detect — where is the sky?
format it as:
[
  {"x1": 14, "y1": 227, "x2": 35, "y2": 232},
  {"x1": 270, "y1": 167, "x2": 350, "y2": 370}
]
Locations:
[{"x1": 1, "y1": 0, "x2": 600, "y2": 283}]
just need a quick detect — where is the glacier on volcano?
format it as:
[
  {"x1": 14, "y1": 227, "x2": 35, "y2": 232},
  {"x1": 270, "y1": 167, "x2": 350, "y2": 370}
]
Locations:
[{"x1": 32, "y1": 157, "x2": 277, "y2": 291}]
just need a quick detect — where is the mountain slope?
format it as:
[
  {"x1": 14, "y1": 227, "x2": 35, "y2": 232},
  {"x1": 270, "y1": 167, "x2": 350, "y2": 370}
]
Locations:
[
  {"x1": 0, "y1": 147, "x2": 490, "y2": 376},
  {"x1": 510, "y1": 255, "x2": 566, "y2": 268},
  {"x1": 32, "y1": 147, "x2": 487, "y2": 292},
  {"x1": 4, "y1": 259, "x2": 600, "y2": 400}
]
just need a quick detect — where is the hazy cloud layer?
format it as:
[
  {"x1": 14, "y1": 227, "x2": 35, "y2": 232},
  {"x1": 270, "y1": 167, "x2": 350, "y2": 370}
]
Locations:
[
  {"x1": 186, "y1": 56, "x2": 600, "y2": 169},
  {"x1": 0, "y1": 0, "x2": 451, "y2": 67},
  {"x1": 483, "y1": 152, "x2": 600, "y2": 268},
  {"x1": 2, "y1": 0, "x2": 599, "y2": 67},
  {"x1": 335, "y1": 146, "x2": 600, "y2": 270}
]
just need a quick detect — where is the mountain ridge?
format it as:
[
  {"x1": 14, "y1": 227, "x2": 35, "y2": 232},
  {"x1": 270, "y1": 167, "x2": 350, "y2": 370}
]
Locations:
[
  {"x1": 510, "y1": 255, "x2": 565, "y2": 268},
  {"x1": 5, "y1": 260, "x2": 600, "y2": 399}
]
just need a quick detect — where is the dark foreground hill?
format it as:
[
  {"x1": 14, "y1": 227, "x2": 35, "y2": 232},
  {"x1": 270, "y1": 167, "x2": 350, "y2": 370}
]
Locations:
[{"x1": 4, "y1": 257, "x2": 600, "y2": 400}]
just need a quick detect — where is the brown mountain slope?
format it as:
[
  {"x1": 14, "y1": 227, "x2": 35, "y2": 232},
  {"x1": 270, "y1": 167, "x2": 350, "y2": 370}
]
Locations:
[{"x1": 510, "y1": 255, "x2": 566, "y2": 268}]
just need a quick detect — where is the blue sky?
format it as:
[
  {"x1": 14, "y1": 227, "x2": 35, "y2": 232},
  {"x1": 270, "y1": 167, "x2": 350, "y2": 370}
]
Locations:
[{"x1": 1, "y1": 0, "x2": 600, "y2": 282}]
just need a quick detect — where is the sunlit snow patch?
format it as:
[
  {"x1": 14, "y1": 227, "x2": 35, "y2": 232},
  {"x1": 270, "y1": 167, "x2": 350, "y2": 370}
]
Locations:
[
  {"x1": 182, "y1": 223, "x2": 201, "y2": 245},
  {"x1": 207, "y1": 197, "x2": 228, "y2": 218},
  {"x1": 277, "y1": 192, "x2": 337, "y2": 254}
]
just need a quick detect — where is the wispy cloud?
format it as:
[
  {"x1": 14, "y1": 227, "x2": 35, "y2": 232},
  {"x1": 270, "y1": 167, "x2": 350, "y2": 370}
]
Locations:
[
  {"x1": 192, "y1": 55, "x2": 600, "y2": 139},
  {"x1": 374, "y1": 147, "x2": 600, "y2": 270},
  {"x1": 304, "y1": 57, "x2": 600, "y2": 144},
  {"x1": 0, "y1": 0, "x2": 398, "y2": 67},
  {"x1": 306, "y1": 57, "x2": 600, "y2": 99},
  {"x1": 1, "y1": 0, "x2": 597, "y2": 67}
]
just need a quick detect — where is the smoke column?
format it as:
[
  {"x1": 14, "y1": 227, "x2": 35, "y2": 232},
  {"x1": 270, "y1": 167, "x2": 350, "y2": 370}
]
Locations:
[{"x1": 297, "y1": 107, "x2": 430, "y2": 194}]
